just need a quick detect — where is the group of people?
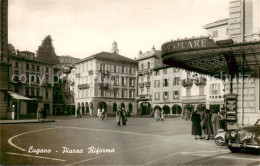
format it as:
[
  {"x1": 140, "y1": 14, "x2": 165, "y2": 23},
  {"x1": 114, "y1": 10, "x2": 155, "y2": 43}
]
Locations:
[
  {"x1": 116, "y1": 107, "x2": 128, "y2": 126},
  {"x1": 36, "y1": 107, "x2": 48, "y2": 121},
  {"x1": 154, "y1": 108, "x2": 164, "y2": 121},
  {"x1": 190, "y1": 108, "x2": 226, "y2": 140},
  {"x1": 98, "y1": 108, "x2": 107, "y2": 120}
]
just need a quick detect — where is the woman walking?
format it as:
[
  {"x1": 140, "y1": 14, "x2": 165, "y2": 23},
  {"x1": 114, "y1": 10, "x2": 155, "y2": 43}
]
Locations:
[
  {"x1": 211, "y1": 110, "x2": 220, "y2": 136},
  {"x1": 202, "y1": 109, "x2": 212, "y2": 140},
  {"x1": 121, "y1": 108, "x2": 127, "y2": 126},
  {"x1": 116, "y1": 107, "x2": 121, "y2": 126},
  {"x1": 160, "y1": 110, "x2": 165, "y2": 121},
  {"x1": 154, "y1": 108, "x2": 161, "y2": 121},
  {"x1": 191, "y1": 110, "x2": 202, "y2": 140}
]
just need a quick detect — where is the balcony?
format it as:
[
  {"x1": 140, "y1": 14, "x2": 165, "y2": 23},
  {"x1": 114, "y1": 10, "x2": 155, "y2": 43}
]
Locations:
[
  {"x1": 98, "y1": 83, "x2": 109, "y2": 89},
  {"x1": 182, "y1": 95, "x2": 206, "y2": 103},
  {"x1": 144, "y1": 82, "x2": 150, "y2": 87},
  {"x1": 88, "y1": 70, "x2": 93, "y2": 75},
  {"x1": 136, "y1": 94, "x2": 151, "y2": 100},
  {"x1": 138, "y1": 69, "x2": 152, "y2": 76},
  {"x1": 78, "y1": 83, "x2": 90, "y2": 89},
  {"x1": 139, "y1": 83, "x2": 144, "y2": 88},
  {"x1": 181, "y1": 79, "x2": 193, "y2": 88},
  {"x1": 99, "y1": 70, "x2": 109, "y2": 76},
  {"x1": 194, "y1": 77, "x2": 207, "y2": 86}
]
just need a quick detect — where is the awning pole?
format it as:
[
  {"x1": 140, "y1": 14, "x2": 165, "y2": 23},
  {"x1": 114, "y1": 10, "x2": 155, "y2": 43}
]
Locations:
[
  {"x1": 241, "y1": 52, "x2": 245, "y2": 126},
  {"x1": 17, "y1": 99, "x2": 20, "y2": 120}
]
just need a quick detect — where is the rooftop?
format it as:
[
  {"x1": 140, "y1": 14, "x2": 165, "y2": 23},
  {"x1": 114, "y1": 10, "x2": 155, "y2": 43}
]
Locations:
[
  {"x1": 78, "y1": 52, "x2": 137, "y2": 64},
  {"x1": 203, "y1": 18, "x2": 229, "y2": 29}
]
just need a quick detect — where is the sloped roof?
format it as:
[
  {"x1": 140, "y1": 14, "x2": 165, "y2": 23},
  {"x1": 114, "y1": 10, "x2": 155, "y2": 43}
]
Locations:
[
  {"x1": 137, "y1": 50, "x2": 161, "y2": 61},
  {"x1": 78, "y1": 52, "x2": 137, "y2": 64}
]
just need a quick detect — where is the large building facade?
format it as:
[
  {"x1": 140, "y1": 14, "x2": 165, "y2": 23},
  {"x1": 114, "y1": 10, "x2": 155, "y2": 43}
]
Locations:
[
  {"x1": 74, "y1": 42, "x2": 138, "y2": 116},
  {"x1": 8, "y1": 51, "x2": 54, "y2": 118}
]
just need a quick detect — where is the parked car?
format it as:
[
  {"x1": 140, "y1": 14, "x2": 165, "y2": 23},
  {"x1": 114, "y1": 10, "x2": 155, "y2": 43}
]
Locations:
[
  {"x1": 215, "y1": 129, "x2": 226, "y2": 146},
  {"x1": 225, "y1": 119, "x2": 260, "y2": 153}
]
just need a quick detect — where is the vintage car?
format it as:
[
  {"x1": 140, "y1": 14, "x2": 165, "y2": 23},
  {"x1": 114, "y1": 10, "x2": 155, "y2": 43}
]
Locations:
[{"x1": 225, "y1": 119, "x2": 260, "y2": 153}]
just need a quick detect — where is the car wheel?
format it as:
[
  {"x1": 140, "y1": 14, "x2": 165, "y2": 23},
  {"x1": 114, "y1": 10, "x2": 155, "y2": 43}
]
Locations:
[
  {"x1": 228, "y1": 146, "x2": 241, "y2": 153},
  {"x1": 215, "y1": 137, "x2": 225, "y2": 146}
]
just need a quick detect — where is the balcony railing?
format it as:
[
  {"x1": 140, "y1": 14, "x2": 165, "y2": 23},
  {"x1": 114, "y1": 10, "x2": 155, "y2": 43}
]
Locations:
[
  {"x1": 181, "y1": 79, "x2": 193, "y2": 88},
  {"x1": 144, "y1": 82, "x2": 150, "y2": 87},
  {"x1": 78, "y1": 83, "x2": 90, "y2": 89},
  {"x1": 136, "y1": 94, "x2": 151, "y2": 100},
  {"x1": 99, "y1": 70, "x2": 109, "y2": 76},
  {"x1": 138, "y1": 69, "x2": 152, "y2": 75},
  {"x1": 139, "y1": 83, "x2": 144, "y2": 88},
  {"x1": 98, "y1": 83, "x2": 109, "y2": 89},
  {"x1": 194, "y1": 77, "x2": 207, "y2": 86}
]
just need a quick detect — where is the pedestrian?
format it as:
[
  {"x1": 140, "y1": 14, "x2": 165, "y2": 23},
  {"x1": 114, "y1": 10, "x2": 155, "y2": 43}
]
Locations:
[
  {"x1": 154, "y1": 108, "x2": 160, "y2": 121},
  {"x1": 101, "y1": 108, "x2": 107, "y2": 120},
  {"x1": 202, "y1": 109, "x2": 212, "y2": 140},
  {"x1": 37, "y1": 107, "x2": 41, "y2": 121},
  {"x1": 160, "y1": 110, "x2": 164, "y2": 121},
  {"x1": 121, "y1": 107, "x2": 127, "y2": 125},
  {"x1": 42, "y1": 108, "x2": 47, "y2": 122},
  {"x1": 116, "y1": 107, "x2": 121, "y2": 126},
  {"x1": 191, "y1": 110, "x2": 202, "y2": 140},
  {"x1": 219, "y1": 109, "x2": 226, "y2": 130},
  {"x1": 211, "y1": 110, "x2": 220, "y2": 136},
  {"x1": 77, "y1": 107, "x2": 81, "y2": 118},
  {"x1": 97, "y1": 108, "x2": 101, "y2": 119},
  {"x1": 184, "y1": 108, "x2": 190, "y2": 120}
]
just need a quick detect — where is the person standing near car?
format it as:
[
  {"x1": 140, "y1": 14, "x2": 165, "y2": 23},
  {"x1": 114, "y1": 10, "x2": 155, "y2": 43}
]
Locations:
[
  {"x1": 202, "y1": 109, "x2": 212, "y2": 140},
  {"x1": 211, "y1": 110, "x2": 220, "y2": 136},
  {"x1": 191, "y1": 110, "x2": 202, "y2": 140}
]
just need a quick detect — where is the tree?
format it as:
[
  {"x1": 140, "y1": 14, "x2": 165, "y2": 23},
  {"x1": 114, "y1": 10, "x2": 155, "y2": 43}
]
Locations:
[
  {"x1": 36, "y1": 35, "x2": 59, "y2": 64},
  {"x1": 8, "y1": 43, "x2": 16, "y2": 55}
]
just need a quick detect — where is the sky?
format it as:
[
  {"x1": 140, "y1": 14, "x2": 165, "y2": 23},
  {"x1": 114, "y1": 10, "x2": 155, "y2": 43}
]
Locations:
[{"x1": 9, "y1": 0, "x2": 229, "y2": 60}]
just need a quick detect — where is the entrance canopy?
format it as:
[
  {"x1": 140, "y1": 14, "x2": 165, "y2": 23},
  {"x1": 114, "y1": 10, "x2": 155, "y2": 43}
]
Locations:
[
  {"x1": 161, "y1": 37, "x2": 260, "y2": 78},
  {"x1": 7, "y1": 91, "x2": 33, "y2": 100}
]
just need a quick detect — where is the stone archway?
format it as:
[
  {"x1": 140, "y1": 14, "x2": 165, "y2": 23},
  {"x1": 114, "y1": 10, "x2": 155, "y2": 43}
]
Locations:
[
  {"x1": 81, "y1": 102, "x2": 85, "y2": 115},
  {"x1": 172, "y1": 104, "x2": 182, "y2": 117},
  {"x1": 140, "y1": 102, "x2": 151, "y2": 115},
  {"x1": 85, "y1": 102, "x2": 89, "y2": 114},
  {"x1": 162, "y1": 105, "x2": 170, "y2": 114}
]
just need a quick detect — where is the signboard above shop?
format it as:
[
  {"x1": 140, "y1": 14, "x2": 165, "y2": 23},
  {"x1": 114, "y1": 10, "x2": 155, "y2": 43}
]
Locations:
[{"x1": 162, "y1": 37, "x2": 217, "y2": 54}]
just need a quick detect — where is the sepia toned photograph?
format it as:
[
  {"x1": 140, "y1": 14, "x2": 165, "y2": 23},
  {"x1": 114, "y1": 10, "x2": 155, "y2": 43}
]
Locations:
[{"x1": 0, "y1": 0, "x2": 260, "y2": 165}]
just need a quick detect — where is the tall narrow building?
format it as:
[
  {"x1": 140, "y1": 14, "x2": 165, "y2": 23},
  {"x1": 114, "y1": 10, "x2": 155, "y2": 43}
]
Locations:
[{"x1": 0, "y1": 0, "x2": 9, "y2": 118}]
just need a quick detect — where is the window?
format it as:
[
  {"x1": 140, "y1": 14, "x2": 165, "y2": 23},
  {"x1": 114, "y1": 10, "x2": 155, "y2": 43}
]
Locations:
[
  {"x1": 45, "y1": 89, "x2": 49, "y2": 99},
  {"x1": 114, "y1": 89, "x2": 119, "y2": 98},
  {"x1": 154, "y1": 80, "x2": 160, "y2": 88},
  {"x1": 121, "y1": 76, "x2": 127, "y2": 86},
  {"x1": 199, "y1": 86, "x2": 204, "y2": 95},
  {"x1": 122, "y1": 89, "x2": 127, "y2": 98},
  {"x1": 36, "y1": 88, "x2": 40, "y2": 96},
  {"x1": 141, "y1": 63, "x2": 144, "y2": 70},
  {"x1": 154, "y1": 92, "x2": 160, "y2": 100},
  {"x1": 129, "y1": 67, "x2": 132, "y2": 74},
  {"x1": 213, "y1": 30, "x2": 218, "y2": 37},
  {"x1": 114, "y1": 76, "x2": 119, "y2": 86},
  {"x1": 37, "y1": 66, "x2": 40, "y2": 72},
  {"x1": 140, "y1": 88, "x2": 144, "y2": 95},
  {"x1": 212, "y1": 84, "x2": 219, "y2": 95},
  {"x1": 32, "y1": 65, "x2": 35, "y2": 71},
  {"x1": 154, "y1": 70, "x2": 159, "y2": 76},
  {"x1": 173, "y1": 91, "x2": 179, "y2": 99},
  {"x1": 45, "y1": 75, "x2": 49, "y2": 84},
  {"x1": 101, "y1": 89, "x2": 105, "y2": 97},
  {"x1": 46, "y1": 67, "x2": 49, "y2": 73},
  {"x1": 31, "y1": 87, "x2": 35, "y2": 96},
  {"x1": 26, "y1": 64, "x2": 29, "y2": 70},
  {"x1": 15, "y1": 62, "x2": 18, "y2": 68},
  {"x1": 26, "y1": 87, "x2": 29, "y2": 96},
  {"x1": 163, "y1": 68, "x2": 167, "y2": 74},
  {"x1": 129, "y1": 90, "x2": 134, "y2": 98},
  {"x1": 163, "y1": 91, "x2": 169, "y2": 100},
  {"x1": 173, "y1": 77, "x2": 180, "y2": 85},
  {"x1": 163, "y1": 79, "x2": 168, "y2": 87},
  {"x1": 147, "y1": 88, "x2": 150, "y2": 95},
  {"x1": 122, "y1": 66, "x2": 125, "y2": 73},
  {"x1": 147, "y1": 62, "x2": 150, "y2": 69},
  {"x1": 129, "y1": 78, "x2": 134, "y2": 87},
  {"x1": 186, "y1": 88, "x2": 191, "y2": 96}
]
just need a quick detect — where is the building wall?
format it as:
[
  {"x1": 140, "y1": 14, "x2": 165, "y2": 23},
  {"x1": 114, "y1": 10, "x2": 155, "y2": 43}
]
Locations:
[{"x1": 74, "y1": 55, "x2": 138, "y2": 116}]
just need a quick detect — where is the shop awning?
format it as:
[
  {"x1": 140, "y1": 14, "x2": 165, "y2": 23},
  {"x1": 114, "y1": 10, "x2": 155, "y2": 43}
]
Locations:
[{"x1": 7, "y1": 91, "x2": 33, "y2": 100}]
